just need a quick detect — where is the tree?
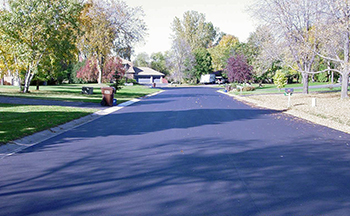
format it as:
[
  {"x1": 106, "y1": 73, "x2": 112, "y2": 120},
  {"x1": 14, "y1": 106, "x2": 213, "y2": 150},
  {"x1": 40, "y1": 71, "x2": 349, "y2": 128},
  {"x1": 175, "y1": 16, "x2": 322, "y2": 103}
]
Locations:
[
  {"x1": 105, "y1": 57, "x2": 125, "y2": 91},
  {"x1": 315, "y1": 0, "x2": 350, "y2": 99},
  {"x1": 0, "y1": 0, "x2": 83, "y2": 93},
  {"x1": 133, "y1": 52, "x2": 150, "y2": 67},
  {"x1": 109, "y1": 1, "x2": 147, "y2": 61},
  {"x1": 0, "y1": 30, "x2": 24, "y2": 91},
  {"x1": 78, "y1": 0, "x2": 147, "y2": 84},
  {"x1": 244, "y1": 26, "x2": 282, "y2": 84},
  {"x1": 225, "y1": 54, "x2": 253, "y2": 83},
  {"x1": 273, "y1": 70, "x2": 288, "y2": 90},
  {"x1": 77, "y1": 56, "x2": 124, "y2": 83},
  {"x1": 171, "y1": 11, "x2": 218, "y2": 50},
  {"x1": 209, "y1": 34, "x2": 240, "y2": 71},
  {"x1": 193, "y1": 48, "x2": 213, "y2": 82},
  {"x1": 150, "y1": 52, "x2": 169, "y2": 76},
  {"x1": 166, "y1": 38, "x2": 195, "y2": 83},
  {"x1": 169, "y1": 11, "x2": 218, "y2": 82},
  {"x1": 250, "y1": 0, "x2": 322, "y2": 94},
  {"x1": 78, "y1": 0, "x2": 115, "y2": 84}
]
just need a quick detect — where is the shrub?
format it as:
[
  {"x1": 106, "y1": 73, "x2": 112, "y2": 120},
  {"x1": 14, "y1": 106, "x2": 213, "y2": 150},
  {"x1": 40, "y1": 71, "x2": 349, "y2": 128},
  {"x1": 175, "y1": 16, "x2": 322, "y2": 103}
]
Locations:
[
  {"x1": 126, "y1": 78, "x2": 138, "y2": 84},
  {"x1": 273, "y1": 70, "x2": 287, "y2": 90},
  {"x1": 242, "y1": 86, "x2": 256, "y2": 91},
  {"x1": 225, "y1": 54, "x2": 253, "y2": 83},
  {"x1": 315, "y1": 72, "x2": 328, "y2": 83},
  {"x1": 71, "y1": 61, "x2": 87, "y2": 84}
]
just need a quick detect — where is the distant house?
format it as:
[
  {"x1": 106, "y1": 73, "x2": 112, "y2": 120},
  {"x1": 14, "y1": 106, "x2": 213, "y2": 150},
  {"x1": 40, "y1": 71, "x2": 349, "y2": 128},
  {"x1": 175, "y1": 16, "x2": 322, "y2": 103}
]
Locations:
[
  {"x1": 122, "y1": 59, "x2": 165, "y2": 84},
  {"x1": 126, "y1": 66, "x2": 165, "y2": 84},
  {"x1": 1, "y1": 72, "x2": 20, "y2": 86}
]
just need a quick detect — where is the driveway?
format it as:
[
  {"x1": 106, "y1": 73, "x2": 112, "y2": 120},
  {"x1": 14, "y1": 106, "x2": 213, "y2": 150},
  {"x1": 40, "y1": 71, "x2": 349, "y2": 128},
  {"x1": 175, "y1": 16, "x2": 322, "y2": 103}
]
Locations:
[{"x1": 0, "y1": 87, "x2": 350, "y2": 215}]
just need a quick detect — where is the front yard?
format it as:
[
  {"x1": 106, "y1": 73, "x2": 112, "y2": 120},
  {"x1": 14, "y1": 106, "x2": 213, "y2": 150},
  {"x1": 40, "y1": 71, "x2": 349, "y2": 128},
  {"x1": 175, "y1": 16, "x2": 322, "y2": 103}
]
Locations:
[
  {"x1": 0, "y1": 84, "x2": 161, "y2": 144},
  {"x1": 0, "y1": 84, "x2": 161, "y2": 104},
  {"x1": 227, "y1": 91, "x2": 350, "y2": 134}
]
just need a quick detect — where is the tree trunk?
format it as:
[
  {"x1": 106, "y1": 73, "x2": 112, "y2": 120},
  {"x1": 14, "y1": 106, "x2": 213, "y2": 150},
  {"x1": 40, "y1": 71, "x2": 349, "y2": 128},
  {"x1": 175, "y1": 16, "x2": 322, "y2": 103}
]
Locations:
[
  {"x1": 302, "y1": 72, "x2": 309, "y2": 94},
  {"x1": 36, "y1": 80, "x2": 40, "y2": 91},
  {"x1": 96, "y1": 58, "x2": 102, "y2": 84},
  {"x1": 340, "y1": 72, "x2": 349, "y2": 99},
  {"x1": 23, "y1": 67, "x2": 34, "y2": 93},
  {"x1": 341, "y1": 31, "x2": 349, "y2": 99},
  {"x1": 331, "y1": 72, "x2": 334, "y2": 84},
  {"x1": 15, "y1": 70, "x2": 22, "y2": 92}
]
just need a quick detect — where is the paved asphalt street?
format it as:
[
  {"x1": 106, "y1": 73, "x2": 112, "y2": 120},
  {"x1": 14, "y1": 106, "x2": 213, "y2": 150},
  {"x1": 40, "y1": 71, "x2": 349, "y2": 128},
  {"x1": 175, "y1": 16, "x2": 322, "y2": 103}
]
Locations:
[{"x1": 1, "y1": 87, "x2": 350, "y2": 215}]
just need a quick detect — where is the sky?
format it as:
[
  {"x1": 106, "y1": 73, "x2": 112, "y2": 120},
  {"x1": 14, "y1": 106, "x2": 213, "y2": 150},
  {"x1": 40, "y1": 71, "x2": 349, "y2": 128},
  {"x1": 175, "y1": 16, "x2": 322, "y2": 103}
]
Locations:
[{"x1": 124, "y1": 0, "x2": 256, "y2": 59}]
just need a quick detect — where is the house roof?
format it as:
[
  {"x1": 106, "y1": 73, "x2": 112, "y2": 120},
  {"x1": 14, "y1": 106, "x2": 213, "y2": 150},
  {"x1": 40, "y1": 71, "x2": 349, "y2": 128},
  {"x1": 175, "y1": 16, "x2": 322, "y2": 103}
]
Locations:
[
  {"x1": 126, "y1": 66, "x2": 136, "y2": 74},
  {"x1": 127, "y1": 66, "x2": 164, "y2": 76},
  {"x1": 120, "y1": 58, "x2": 132, "y2": 65},
  {"x1": 137, "y1": 67, "x2": 164, "y2": 76}
]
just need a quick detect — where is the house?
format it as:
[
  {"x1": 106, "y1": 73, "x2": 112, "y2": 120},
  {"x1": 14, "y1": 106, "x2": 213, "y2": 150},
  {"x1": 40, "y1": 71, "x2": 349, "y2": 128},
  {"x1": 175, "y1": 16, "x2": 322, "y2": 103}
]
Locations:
[
  {"x1": 126, "y1": 66, "x2": 165, "y2": 84},
  {"x1": 122, "y1": 59, "x2": 165, "y2": 84},
  {"x1": 1, "y1": 72, "x2": 20, "y2": 86}
]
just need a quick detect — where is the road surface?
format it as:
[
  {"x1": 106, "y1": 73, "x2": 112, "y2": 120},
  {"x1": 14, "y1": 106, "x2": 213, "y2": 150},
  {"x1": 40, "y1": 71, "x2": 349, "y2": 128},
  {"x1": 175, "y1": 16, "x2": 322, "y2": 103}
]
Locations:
[{"x1": 1, "y1": 87, "x2": 350, "y2": 215}]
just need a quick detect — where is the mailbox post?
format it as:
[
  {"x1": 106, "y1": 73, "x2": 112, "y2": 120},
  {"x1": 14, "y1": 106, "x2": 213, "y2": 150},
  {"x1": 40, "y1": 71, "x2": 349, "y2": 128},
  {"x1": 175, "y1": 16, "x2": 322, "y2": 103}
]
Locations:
[{"x1": 284, "y1": 88, "x2": 294, "y2": 108}]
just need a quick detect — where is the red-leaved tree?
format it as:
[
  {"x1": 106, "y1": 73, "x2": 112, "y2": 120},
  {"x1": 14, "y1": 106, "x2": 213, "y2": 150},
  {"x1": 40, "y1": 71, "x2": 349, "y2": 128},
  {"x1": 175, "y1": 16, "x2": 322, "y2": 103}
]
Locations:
[
  {"x1": 77, "y1": 59, "x2": 99, "y2": 82},
  {"x1": 103, "y1": 57, "x2": 125, "y2": 83},
  {"x1": 225, "y1": 54, "x2": 253, "y2": 83},
  {"x1": 77, "y1": 57, "x2": 125, "y2": 83}
]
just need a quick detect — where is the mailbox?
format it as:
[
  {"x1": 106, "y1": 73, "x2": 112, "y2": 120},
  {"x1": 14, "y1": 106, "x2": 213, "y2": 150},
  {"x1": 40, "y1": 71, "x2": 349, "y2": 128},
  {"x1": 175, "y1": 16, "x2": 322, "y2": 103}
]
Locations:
[{"x1": 285, "y1": 88, "x2": 294, "y2": 94}]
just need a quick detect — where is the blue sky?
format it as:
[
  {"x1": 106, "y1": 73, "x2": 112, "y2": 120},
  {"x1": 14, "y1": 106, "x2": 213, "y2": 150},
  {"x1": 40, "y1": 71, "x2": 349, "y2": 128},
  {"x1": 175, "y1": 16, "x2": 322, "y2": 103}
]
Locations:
[{"x1": 124, "y1": 0, "x2": 256, "y2": 58}]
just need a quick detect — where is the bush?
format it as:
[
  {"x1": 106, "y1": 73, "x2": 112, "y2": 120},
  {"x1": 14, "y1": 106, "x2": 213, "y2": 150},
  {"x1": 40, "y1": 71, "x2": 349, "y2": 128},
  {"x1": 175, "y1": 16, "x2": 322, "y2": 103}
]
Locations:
[
  {"x1": 126, "y1": 78, "x2": 138, "y2": 84},
  {"x1": 315, "y1": 72, "x2": 329, "y2": 83},
  {"x1": 70, "y1": 61, "x2": 86, "y2": 84},
  {"x1": 242, "y1": 86, "x2": 256, "y2": 91},
  {"x1": 273, "y1": 70, "x2": 287, "y2": 90}
]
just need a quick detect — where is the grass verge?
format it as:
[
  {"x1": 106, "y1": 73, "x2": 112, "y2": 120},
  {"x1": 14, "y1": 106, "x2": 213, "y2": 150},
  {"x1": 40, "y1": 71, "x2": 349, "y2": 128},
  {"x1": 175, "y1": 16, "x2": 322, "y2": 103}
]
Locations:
[{"x1": 0, "y1": 103, "x2": 99, "y2": 144}]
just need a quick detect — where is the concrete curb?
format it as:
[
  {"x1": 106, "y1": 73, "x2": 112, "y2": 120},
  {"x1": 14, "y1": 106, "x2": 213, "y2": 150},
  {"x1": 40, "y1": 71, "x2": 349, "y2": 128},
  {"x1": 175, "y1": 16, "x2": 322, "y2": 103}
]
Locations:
[{"x1": 0, "y1": 90, "x2": 164, "y2": 159}]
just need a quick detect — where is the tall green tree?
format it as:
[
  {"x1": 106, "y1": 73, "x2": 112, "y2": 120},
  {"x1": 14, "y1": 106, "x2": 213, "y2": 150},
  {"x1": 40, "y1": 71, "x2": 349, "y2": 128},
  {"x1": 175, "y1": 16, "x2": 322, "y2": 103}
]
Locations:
[
  {"x1": 209, "y1": 34, "x2": 240, "y2": 71},
  {"x1": 171, "y1": 11, "x2": 218, "y2": 50},
  {"x1": 169, "y1": 10, "x2": 218, "y2": 82},
  {"x1": 133, "y1": 52, "x2": 150, "y2": 67},
  {"x1": 78, "y1": 1, "x2": 115, "y2": 84},
  {"x1": 78, "y1": 0, "x2": 147, "y2": 84},
  {"x1": 150, "y1": 52, "x2": 169, "y2": 76},
  {"x1": 193, "y1": 48, "x2": 213, "y2": 82},
  {"x1": 0, "y1": 0, "x2": 83, "y2": 93}
]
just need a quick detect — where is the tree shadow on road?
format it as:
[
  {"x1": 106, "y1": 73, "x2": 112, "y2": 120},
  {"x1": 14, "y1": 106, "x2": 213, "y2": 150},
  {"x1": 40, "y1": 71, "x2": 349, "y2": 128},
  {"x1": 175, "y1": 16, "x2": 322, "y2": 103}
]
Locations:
[{"x1": 1, "y1": 135, "x2": 350, "y2": 215}]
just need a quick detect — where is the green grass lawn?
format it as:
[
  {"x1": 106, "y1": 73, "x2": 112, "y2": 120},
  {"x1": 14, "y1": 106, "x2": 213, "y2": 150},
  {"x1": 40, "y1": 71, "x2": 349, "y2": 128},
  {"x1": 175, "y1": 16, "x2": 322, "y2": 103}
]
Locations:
[
  {"x1": 0, "y1": 103, "x2": 99, "y2": 144},
  {"x1": 0, "y1": 84, "x2": 161, "y2": 104},
  {"x1": 0, "y1": 84, "x2": 161, "y2": 144},
  {"x1": 223, "y1": 82, "x2": 344, "y2": 95}
]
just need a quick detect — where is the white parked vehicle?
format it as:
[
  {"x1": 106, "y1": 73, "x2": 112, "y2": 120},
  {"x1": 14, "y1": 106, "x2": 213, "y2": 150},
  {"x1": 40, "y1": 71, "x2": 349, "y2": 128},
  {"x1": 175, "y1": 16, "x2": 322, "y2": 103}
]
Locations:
[{"x1": 200, "y1": 74, "x2": 216, "y2": 84}]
